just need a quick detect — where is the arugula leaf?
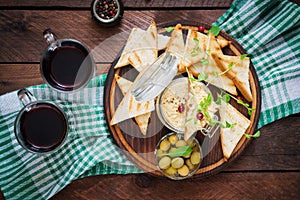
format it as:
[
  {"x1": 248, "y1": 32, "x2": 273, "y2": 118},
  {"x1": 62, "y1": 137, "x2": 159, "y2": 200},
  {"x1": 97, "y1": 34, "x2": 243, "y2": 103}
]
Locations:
[
  {"x1": 240, "y1": 54, "x2": 248, "y2": 60},
  {"x1": 197, "y1": 72, "x2": 209, "y2": 81},
  {"x1": 201, "y1": 58, "x2": 209, "y2": 65},
  {"x1": 162, "y1": 146, "x2": 193, "y2": 157},
  {"x1": 165, "y1": 27, "x2": 174, "y2": 32},
  {"x1": 245, "y1": 131, "x2": 260, "y2": 139},
  {"x1": 208, "y1": 26, "x2": 221, "y2": 36}
]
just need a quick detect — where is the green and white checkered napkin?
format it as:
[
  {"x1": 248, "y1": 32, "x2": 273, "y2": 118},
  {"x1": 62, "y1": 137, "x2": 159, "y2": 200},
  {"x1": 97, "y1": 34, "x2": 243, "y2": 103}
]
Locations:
[{"x1": 0, "y1": 0, "x2": 299, "y2": 199}]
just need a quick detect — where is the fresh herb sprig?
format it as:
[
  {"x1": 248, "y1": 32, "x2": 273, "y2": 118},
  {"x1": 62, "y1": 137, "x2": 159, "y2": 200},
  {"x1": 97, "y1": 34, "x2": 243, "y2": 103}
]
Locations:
[
  {"x1": 219, "y1": 62, "x2": 233, "y2": 76},
  {"x1": 240, "y1": 54, "x2": 248, "y2": 60},
  {"x1": 245, "y1": 130, "x2": 260, "y2": 139},
  {"x1": 165, "y1": 27, "x2": 175, "y2": 32},
  {"x1": 162, "y1": 146, "x2": 192, "y2": 157},
  {"x1": 189, "y1": 72, "x2": 208, "y2": 82},
  {"x1": 208, "y1": 26, "x2": 221, "y2": 36},
  {"x1": 201, "y1": 58, "x2": 209, "y2": 65},
  {"x1": 216, "y1": 92, "x2": 255, "y2": 116},
  {"x1": 191, "y1": 38, "x2": 201, "y2": 57}
]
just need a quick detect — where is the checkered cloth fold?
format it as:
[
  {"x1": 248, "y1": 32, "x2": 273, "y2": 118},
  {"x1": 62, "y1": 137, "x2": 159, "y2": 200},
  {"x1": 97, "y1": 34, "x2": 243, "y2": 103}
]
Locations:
[
  {"x1": 213, "y1": 0, "x2": 300, "y2": 128},
  {"x1": 0, "y1": 0, "x2": 299, "y2": 199}
]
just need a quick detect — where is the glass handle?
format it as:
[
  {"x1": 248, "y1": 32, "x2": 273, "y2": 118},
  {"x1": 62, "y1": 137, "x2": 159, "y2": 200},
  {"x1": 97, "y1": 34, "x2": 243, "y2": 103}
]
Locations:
[
  {"x1": 43, "y1": 29, "x2": 58, "y2": 49},
  {"x1": 17, "y1": 89, "x2": 37, "y2": 107}
]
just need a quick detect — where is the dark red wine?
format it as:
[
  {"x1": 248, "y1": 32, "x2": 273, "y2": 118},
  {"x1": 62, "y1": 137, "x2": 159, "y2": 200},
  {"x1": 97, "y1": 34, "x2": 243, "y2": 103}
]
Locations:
[
  {"x1": 41, "y1": 41, "x2": 94, "y2": 91},
  {"x1": 20, "y1": 103, "x2": 67, "y2": 152}
]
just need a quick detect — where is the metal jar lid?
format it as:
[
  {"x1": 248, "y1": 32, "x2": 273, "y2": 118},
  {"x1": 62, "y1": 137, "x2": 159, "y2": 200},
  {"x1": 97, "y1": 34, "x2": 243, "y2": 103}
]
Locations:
[
  {"x1": 91, "y1": 0, "x2": 124, "y2": 25},
  {"x1": 131, "y1": 52, "x2": 180, "y2": 102}
]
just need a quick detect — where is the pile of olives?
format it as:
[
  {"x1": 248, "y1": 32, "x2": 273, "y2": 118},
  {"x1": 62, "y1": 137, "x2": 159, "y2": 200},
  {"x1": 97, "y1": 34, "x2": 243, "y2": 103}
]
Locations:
[{"x1": 155, "y1": 133, "x2": 202, "y2": 180}]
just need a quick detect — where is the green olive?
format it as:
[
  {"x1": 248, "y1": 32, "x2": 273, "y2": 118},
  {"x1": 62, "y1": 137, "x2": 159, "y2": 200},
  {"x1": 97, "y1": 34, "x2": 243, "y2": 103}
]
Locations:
[
  {"x1": 171, "y1": 157, "x2": 184, "y2": 169},
  {"x1": 185, "y1": 159, "x2": 195, "y2": 170},
  {"x1": 160, "y1": 139, "x2": 171, "y2": 151},
  {"x1": 178, "y1": 165, "x2": 189, "y2": 176},
  {"x1": 186, "y1": 139, "x2": 195, "y2": 148},
  {"x1": 156, "y1": 149, "x2": 165, "y2": 158},
  {"x1": 165, "y1": 167, "x2": 177, "y2": 176},
  {"x1": 168, "y1": 134, "x2": 179, "y2": 145},
  {"x1": 175, "y1": 140, "x2": 187, "y2": 148},
  {"x1": 159, "y1": 156, "x2": 171, "y2": 169},
  {"x1": 191, "y1": 151, "x2": 201, "y2": 165},
  {"x1": 193, "y1": 146, "x2": 200, "y2": 152}
]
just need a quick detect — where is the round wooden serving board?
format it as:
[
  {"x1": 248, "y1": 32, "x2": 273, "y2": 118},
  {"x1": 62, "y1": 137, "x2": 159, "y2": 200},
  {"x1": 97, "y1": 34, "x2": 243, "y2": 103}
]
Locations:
[{"x1": 104, "y1": 20, "x2": 261, "y2": 179}]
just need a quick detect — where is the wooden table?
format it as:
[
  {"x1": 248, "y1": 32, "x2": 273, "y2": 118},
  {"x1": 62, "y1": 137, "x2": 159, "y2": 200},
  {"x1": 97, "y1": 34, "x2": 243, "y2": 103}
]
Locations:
[{"x1": 0, "y1": 0, "x2": 299, "y2": 199}]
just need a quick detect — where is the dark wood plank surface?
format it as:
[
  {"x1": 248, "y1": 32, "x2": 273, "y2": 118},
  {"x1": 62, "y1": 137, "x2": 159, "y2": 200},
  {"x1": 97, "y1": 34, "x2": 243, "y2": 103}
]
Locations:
[
  {"x1": 0, "y1": 0, "x2": 299, "y2": 199},
  {"x1": 0, "y1": 0, "x2": 233, "y2": 8}
]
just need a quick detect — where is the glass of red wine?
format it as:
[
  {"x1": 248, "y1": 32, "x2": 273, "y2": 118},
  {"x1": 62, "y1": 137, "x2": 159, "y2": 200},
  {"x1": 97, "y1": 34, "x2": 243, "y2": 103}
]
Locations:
[
  {"x1": 14, "y1": 89, "x2": 68, "y2": 154},
  {"x1": 41, "y1": 29, "x2": 95, "y2": 93}
]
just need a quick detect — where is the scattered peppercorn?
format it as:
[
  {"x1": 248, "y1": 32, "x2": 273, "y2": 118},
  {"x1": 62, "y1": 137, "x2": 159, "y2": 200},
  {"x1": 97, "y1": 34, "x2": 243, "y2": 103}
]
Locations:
[{"x1": 95, "y1": 0, "x2": 119, "y2": 20}]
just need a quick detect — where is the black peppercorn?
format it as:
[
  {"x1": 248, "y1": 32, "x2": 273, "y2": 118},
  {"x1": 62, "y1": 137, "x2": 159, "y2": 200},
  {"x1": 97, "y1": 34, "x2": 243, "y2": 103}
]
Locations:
[{"x1": 91, "y1": 0, "x2": 124, "y2": 26}]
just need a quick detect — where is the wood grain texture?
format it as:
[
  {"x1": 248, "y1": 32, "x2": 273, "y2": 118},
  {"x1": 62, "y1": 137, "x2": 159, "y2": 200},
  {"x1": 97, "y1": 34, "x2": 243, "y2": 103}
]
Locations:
[
  {"x1": 0, "y1": 10, "x2": 225, "y2": 63},
  {"x1": 0, "y1": 0, "x2": 299, "y2": 199},
  {"x1": 0, "y1": 64, "x2": 111, "y2": 94},
  {"x1": 1, "y1": 0, "x2": 299, "y2": 8},
  {"x1": 49, "y1": 172, "x2": 300, "y2": 200},
  {"x1": 0, "y1": 0, "x2": 233, "y2": 8}
]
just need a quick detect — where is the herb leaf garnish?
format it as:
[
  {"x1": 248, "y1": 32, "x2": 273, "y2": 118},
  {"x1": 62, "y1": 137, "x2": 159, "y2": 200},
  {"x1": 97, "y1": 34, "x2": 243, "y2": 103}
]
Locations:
[
  {"x1": 197, "y1": 72, "x2": 209, "y2": 81},
  {"x1": 217, "y1": 91, "x2": 255, "y2": 116},
  {"x1": 237, "y1": 99, "x2": 256, "y2": 116},
  {"x1": 162, "y1": 146, "x2": 193, "y2": 157},
  {"x1": 165, "y1": 27, "x2": 174, "y2": 32},
  {"x1": 240, "y1": 54, "x2": 248, "y2": 60},
  {"x1": 208, "y1": 26, "x2": 221, "y2": 36},
  {"x1": 193, "y1": 38, "x2": 199, "y2": 44},
  {"x1": 219, "y1": 62, "x2": 233, "y2": 76},
  {"x1": 191, "y1": 46, "x2": 201, "y2": 57},
  {"x1": 216, "y1": 93, "x2": 231, "y2": 105},
  {"x1": 201, "y1": 58, "x2": 209, "y2": 65},
  {"x1": 245, "y1": 130, "x2": 260, "y2": 139}
]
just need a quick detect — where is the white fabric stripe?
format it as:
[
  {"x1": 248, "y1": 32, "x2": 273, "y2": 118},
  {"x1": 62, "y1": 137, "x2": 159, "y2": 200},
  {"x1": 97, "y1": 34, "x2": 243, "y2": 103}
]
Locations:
[
  {"x1": 260, "y1": 70, "x2": 300, "y2": 88},
  {"x1": 285, "y1": 77, "x2": 300, "y2": 101},
  {"x1": 242, "y1": 4, "x2": 296, "y2": 50}
]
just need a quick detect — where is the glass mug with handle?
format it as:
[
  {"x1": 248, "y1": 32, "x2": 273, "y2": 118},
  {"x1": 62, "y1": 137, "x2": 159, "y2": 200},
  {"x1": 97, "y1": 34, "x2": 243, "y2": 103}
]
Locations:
[
  {"x1": 14, "y1": 89, "x2": 68, "y2": 154},
  {"x1": 41, "y1": 29, "x2": 95, "y2": 92}
]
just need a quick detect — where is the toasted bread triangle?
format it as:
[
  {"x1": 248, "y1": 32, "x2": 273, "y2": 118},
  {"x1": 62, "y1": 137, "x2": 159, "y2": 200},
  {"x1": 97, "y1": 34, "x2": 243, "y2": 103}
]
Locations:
[
  {"x1": 211, "y1": 53, "x2": 252, "y2": 102},
  {"x1": 128, "y1": 21, "x2": 158, "y2": 72},
  {"x1": 114, "y1": 74, "x2": 152, "y2": 135},
  {"x1": 219, "y1": 102, "x2": 250, "y2": 159},
  {"x1": 189, "y1": 33, "x2": 237, "y2": 95},
  {"x1": 166, "y1": 24, "x2": 185, "y2": 58},
  {"x1": 184, "y1": 72, "x2": 217, "y2": 141}
]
